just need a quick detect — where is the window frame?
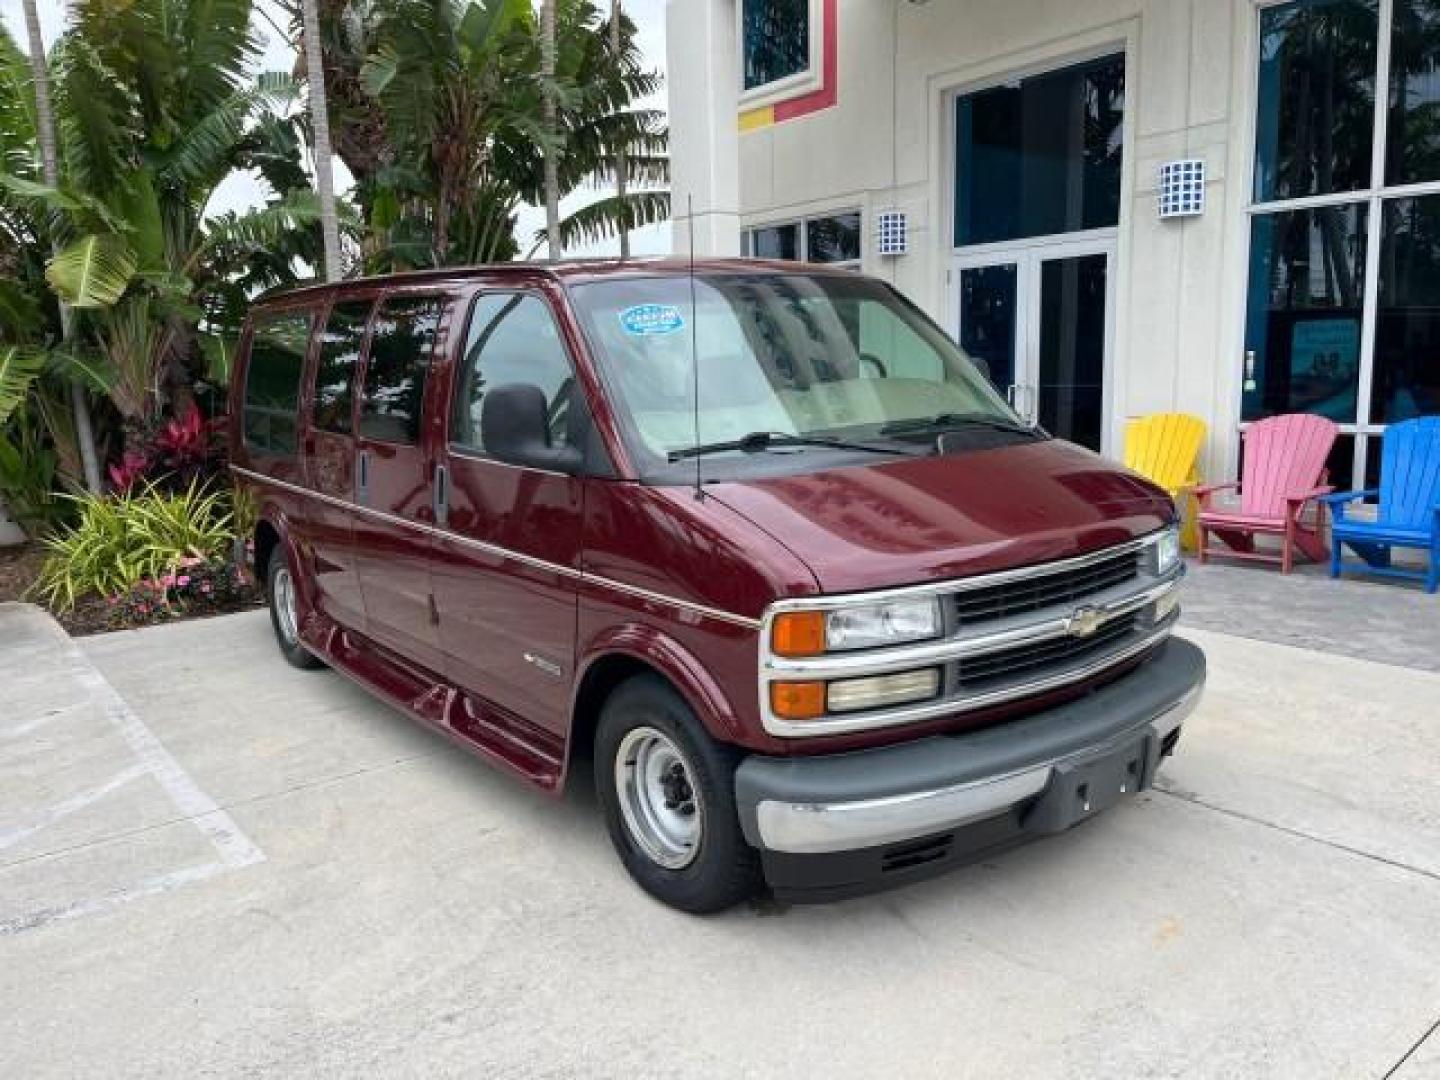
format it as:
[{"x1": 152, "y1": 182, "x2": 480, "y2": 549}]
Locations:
[
  {"x1": 241, "y1": 304, "x2": 316, "y2": 460},
  {"x1": 445, "y1": 288, "x2": 583, "y2": 463},
  {"x1": 1243, "y1": 0, "x2": 1440, "y2": 489},
  {"x1": 736, "y1": 0, "x2": 823, "y2": 111},
  {"x1": 310, "y1": 295, "x2": 378, "y2": 437},
  {"x1": 742, "y1": 208, "x2": 863, "y2": 268},
  {"x1": 354, "y1": 289, "x2": 447, "y2": 447}
]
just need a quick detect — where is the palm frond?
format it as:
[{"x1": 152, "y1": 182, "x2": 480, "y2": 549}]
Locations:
[
  {"x1": 0, "y1": 344, "x2": 47, "y2": 425},
  {"x1": 0, "y1": 277, "x2": 43, "y2": 339},
  {"x1": 48, "y1": 345, "x2": 116, "y2": 396},
  {"x1": 553, "y1": 190, "x2": 670, "y2": 250},
  {"x1": 45, "y1": 233, "x2": 138, "y2": 308}
]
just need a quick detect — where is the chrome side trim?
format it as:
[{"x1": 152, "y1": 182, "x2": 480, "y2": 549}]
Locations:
[
  {"x1": 583, "y1": 573, "x2": 762, "y2": 629},
  {"x1": 754, "y1": 679, "x2": 1203, "y2": 854},
  {"x1": 230, "y1": 465, "x2": 761, "y2": 630}
]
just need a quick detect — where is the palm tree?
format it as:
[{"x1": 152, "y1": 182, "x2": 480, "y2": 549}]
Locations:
[
  {"x1": 2, "y1": 0, "x2": 327, "y2": 435},
  {"x1": 541, "y1": 0, "x2": 561, "y2": 260},
  {"x1": 19, "y1": 0, "x2": 101, "y2": 493},
  {"x1": 304, "y1": 0, "x2": 666, "y2": 267},
  {"x1": 300, "y1": 0, "x2": 343, "y2": 281}
]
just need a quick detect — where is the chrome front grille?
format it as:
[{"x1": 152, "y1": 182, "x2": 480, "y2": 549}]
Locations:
[
  {"x1": 760, "y1": 532, "x2": 1182, "y2": 737},
  {"x1": 956, "y1": 612, "x2": 1139, "y2": 691},
  {"x1": 952, "y1": 548, "x2": 1142, "y2": 624}
]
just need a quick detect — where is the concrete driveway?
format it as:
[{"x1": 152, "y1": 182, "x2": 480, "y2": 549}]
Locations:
[{"x1": 2, "y1": 602, "x2": 1438, "y2": 1079}]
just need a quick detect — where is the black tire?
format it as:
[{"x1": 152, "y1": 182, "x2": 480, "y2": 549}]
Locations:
[
  {"x1": 595, "y1": 675, "x2": 761, "y2": 913},
  {"x1": 266, "y1": 550, "x2": 324, "y2": 670}
]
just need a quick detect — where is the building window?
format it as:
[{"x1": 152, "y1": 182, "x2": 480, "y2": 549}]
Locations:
[
  {"x1": 743, "y1": 211, "x2": 860, "y2": 267},
  {"x1": 740, "y1": 0, "x2": 819, "y2": 103},
  {"x1": 954, "y1": 54, "x2": 1126, "y2": 247},
  {"x1": 1245, "y1": 0, "x2": 1440, "y2": 489}
]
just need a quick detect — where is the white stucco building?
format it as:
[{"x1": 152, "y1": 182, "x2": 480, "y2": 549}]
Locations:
[{"x1": 666, "y1": 0, "x2": 1440, "y2": 489}]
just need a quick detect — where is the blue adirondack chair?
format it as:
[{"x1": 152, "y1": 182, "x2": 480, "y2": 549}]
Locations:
[{"x1": 1321, "y1": 417, "x2": 1440, "y2": 593}]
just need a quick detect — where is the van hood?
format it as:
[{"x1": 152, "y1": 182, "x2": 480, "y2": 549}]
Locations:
[{"x1": 705, "y1": 440, "x2": 1174, "y2": 595}]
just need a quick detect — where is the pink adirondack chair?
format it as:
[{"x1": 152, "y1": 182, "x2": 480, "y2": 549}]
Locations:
[{"x1": 1196, "y1": 414, "x2": 1338, "y2": 574}]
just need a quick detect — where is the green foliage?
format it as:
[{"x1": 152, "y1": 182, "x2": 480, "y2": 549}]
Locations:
[
  {"x1": 0, "y1": 409, "x2": 68, "y2": 537},
  {"x1": 45, "y1": 233, "x2": 138, "y2": 308},
  {"x1": 301, "y1": 0, "x2": 668, "y2": 268},
  {"x1": 33, "y1": 481, "x2": 237, "y2": 611},
  {"x1": 0, "y1": 344, "x2": 48, "y2": 424}
]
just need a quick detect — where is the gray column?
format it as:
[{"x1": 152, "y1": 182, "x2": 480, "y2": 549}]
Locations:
[{"x1": 667, "y1": 0, "x2": 742, "y2": 256}]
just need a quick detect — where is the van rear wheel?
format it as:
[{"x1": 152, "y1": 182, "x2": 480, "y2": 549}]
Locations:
[
  {"x1": 595, "y1": 676, "x2": 760, "y2": 913},
  {"x1": 267, "y1": 554, "x2": 323, "y2": 670}
]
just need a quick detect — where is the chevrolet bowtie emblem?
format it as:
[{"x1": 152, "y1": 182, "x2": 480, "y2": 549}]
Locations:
[{"x1": 1067, "y1": 606, "x2": 1105, "y2": 639}]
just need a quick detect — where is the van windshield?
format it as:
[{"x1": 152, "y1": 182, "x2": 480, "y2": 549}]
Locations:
[{"x1": 569, "y1": 272, "x2": 1030, "y2": 479}]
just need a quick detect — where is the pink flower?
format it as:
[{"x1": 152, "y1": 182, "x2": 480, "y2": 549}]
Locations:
[
  {"x1": 160, "y1": 574, "x2": 176, "y2": 589},
  {"x1": 177, "y1": 575, "x2": 191, "y2": 587},
  {"x1": 201, "y1": 582, "x2": 213, "y2": 594}
]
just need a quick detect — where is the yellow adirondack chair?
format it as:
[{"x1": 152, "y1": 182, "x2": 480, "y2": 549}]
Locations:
[{"x1": 1123, "y1": 412, "x2": 1207, "y2": 551}]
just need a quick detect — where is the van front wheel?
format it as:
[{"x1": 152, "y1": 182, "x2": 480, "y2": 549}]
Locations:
[{"x1": 595, "y1": 676, "x2": 760, "y2": 913}]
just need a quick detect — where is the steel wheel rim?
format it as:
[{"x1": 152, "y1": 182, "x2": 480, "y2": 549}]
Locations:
[
  {"x1": 615, "y1": 726, "x2": 703, "y2": 870},
  {"x1": 273, "y1": 565, "x2": 299, "y2": 645}
]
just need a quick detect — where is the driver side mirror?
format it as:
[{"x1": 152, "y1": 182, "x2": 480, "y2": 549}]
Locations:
[{"x1": 480, "y1": 382, "x2": 584, "y2": 474}]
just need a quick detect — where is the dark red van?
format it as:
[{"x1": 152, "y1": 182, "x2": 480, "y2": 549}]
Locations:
[{"x1": 230, "y1": 259, "x2": 1204, "y2": 912}]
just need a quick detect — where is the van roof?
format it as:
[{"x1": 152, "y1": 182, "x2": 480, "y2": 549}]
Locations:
[{"x1": 252, "y1": 256, "x2": 861, "y2": 308}]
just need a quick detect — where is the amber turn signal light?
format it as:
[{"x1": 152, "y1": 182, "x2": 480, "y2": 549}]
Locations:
[
  {"x1": 771, "y1": 611, "x2": 825, "y2": 657},
  {"x1": 769, "y1": 681, "x2": 826, "y2": 720}
]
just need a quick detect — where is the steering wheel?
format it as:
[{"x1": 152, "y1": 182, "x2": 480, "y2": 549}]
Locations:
[{"x1": 861, "y1": 352, "x2": 889, "y2": 378}]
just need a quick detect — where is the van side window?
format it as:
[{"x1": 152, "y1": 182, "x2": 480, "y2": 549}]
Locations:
[
  {"x1": 360, "y1": 295, "x2": 442, "y2": 444},
  {"x1": 243, "y1": 310, "x2": 313, "y2": 456},
  {"x1": 452, "y1": 293, "x2": 576, "y2": 453},
  {"x1": 313, "y1": 299, "x2": 373, "y2": 434}
]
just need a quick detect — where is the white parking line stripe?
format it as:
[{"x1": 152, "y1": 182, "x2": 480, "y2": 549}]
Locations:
[
  {"x1": 0, "y1": 861, "x2": 229, "y2": 937},
  {"x1": 0, "y1": 763, "x2": 149, "y2": 852},
  {"x1": 61, "y1": 639, "x2": 265, "y2": 871}
]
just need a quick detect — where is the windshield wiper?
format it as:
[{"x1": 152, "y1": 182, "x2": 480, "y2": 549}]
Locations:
[
  {"x1": 668, "y1": 431, "x2": 912, "y2": 462},
  {"x1": 880, "y1": 412, "x2": 1041, "y2": 438}
]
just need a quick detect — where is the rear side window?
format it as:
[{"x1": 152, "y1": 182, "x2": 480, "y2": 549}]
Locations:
[
  {"x1": 313, "y1": 299, "x2": 373, "y2": 434},
  {"x1": 359, "y1": 295, "x2": 443, "y2": 444},
  {"x1": 452, "y1": 293, "x2": 576, "y2": 453},
  {"x1": 243, "y1": 310, "x2": 313, "y2": 456}
]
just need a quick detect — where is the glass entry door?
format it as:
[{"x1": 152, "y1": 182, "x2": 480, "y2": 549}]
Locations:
[{"x1": 955, "y1": 242, "x2": 1114, "y2": 452}]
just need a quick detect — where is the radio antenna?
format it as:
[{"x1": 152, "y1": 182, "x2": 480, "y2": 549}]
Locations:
[{"x1": 687, "y1": 195, "x2": 703, "y2": 500}]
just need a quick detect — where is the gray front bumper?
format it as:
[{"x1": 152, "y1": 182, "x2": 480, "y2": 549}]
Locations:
[{"x1": 735, "y1": 638, "x2": 1205, "y2": 857}]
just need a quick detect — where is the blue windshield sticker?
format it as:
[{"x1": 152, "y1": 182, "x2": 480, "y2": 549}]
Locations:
[{"x1": 619, "y1": 304, "x2": 685, "y2": 336}]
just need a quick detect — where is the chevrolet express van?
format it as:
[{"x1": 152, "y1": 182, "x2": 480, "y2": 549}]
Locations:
[{"x1": 230, "y1": 259, "x2": 1205, "y2": 912}]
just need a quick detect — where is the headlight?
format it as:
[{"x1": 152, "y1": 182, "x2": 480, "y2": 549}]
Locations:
[
  {"x1": 1151, "y1": 526, "x2": 1181, "y2": 576},
  {"x1": 770, "y1": 597, "x2": 942, "y2": 657}
]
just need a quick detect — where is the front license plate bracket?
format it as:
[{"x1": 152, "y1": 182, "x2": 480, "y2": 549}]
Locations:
[{"x1": 1025, "y1": 737, "x2": 1154, "y2": 834}]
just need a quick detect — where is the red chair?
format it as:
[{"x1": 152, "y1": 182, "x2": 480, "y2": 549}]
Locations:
[{"x1": 1196, "y1": 414, "x2": 1338, "y2": 574}]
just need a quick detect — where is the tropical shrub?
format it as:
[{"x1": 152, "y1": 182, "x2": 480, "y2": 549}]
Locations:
[
  {"x1": 108, "y1": 404, "x2": 226, "y2": 493},
  {"x1": 106, "y1": 557, "x2": 255, "y2": 629},
  {"x1": 33, "y1": 481, "x2": 236, "y2": 611}
]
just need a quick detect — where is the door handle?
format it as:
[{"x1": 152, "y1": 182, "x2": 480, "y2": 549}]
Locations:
[
  {"x1": 433, "y1": 464, "x2": 449, "y2": 527},
  {"x1": 356, "y1": 449, "x2": 370, "y2": 505}
]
